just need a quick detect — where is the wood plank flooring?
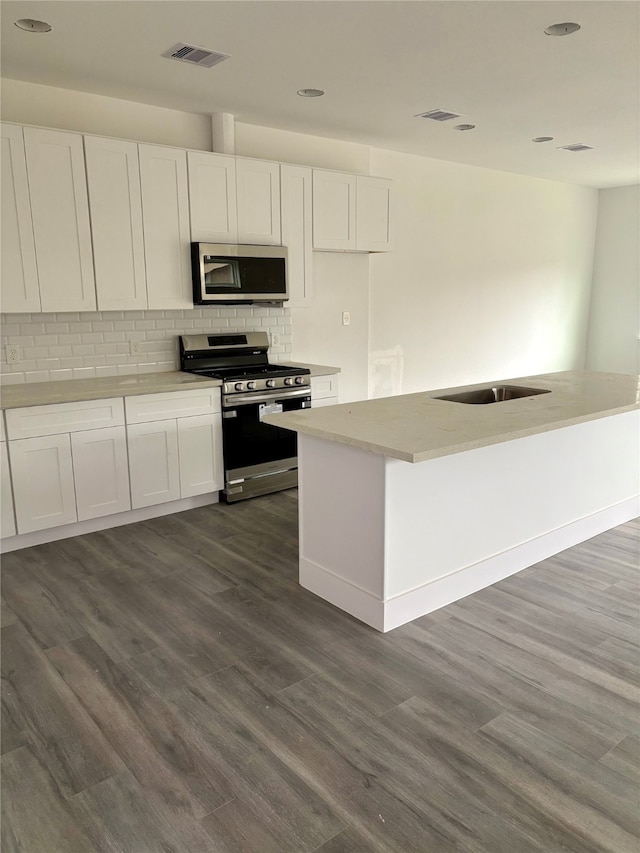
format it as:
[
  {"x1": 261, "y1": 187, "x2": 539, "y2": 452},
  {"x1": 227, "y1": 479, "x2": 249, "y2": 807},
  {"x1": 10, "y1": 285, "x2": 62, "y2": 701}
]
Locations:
[{"x1": 1, "y1": 493, "x2": 638, "y2": 852}]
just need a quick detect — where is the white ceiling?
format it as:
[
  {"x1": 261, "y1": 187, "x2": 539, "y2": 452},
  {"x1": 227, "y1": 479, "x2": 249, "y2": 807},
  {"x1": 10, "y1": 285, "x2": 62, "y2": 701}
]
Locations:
[{"x1": 1, "y1": 1, "x2": 639, "y2": 188}]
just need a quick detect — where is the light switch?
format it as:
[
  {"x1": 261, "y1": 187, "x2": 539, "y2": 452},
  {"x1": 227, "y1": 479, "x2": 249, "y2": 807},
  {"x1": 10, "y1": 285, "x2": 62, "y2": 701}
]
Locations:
[{"x1": 342, "y1": 311, "x2": 351, "y2": 326}]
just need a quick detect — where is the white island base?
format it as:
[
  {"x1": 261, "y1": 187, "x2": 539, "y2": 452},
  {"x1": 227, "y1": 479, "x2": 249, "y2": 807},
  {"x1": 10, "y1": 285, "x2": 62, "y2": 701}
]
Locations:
[{"x1": 297, "y1": 411, "x2": 639, "y2": 632}]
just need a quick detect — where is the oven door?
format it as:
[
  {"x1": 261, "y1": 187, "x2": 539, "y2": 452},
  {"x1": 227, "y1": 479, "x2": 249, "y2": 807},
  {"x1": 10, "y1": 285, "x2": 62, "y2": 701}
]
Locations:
[{"x1": 221, "y1": 389, "x2": 310, "y2": 501}]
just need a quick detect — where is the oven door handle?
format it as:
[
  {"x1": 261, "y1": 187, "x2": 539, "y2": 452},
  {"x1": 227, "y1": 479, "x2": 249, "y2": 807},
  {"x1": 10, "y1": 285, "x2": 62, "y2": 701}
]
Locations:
[{"x1": 223, "y1": 388, "x2": 311, "y2": 407}]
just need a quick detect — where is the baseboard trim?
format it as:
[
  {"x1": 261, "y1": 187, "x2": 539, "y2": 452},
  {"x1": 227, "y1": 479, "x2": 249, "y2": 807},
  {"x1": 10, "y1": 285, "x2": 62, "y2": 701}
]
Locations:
[
  {"x1": 300, "y1": 557, "x2": 385, "y2": 631},
  {"x1": 301, "y1": 497, "x2": 639, "y2": 633},
  {"x1": 0, "y1": 493, "x2": 219, "y2": 553}
]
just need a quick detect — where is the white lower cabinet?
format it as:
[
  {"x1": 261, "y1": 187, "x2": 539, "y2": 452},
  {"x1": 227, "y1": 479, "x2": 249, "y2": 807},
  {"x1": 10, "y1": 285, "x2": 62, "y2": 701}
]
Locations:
[
  {"x1": 3, "y1": 388, "x2": 224, "y2": 540},
  {"x1": 1, "y1": 441, "x2": 16, "y2": 538},
  {"x1": 10, "y1": 433, "x2": 77, "y2": 533},
  {"x1": 177, "y1": 414, "x2": 223, "y2": 498},
  {"x1": 127, "y1": 420, "x2": 181, "y2": 509},
  {"x1": 71, "y1": 426, "x2": 131, "y2": 520},
  {"x1": 126, "y1": 391, "x2": 223, "y2": 509},
  {"x1": 311, "y1": 375, "x2": 340, "y2": 407},
  {"x1": 6, "y1": 397, "x2": 128, "y2": 535}
]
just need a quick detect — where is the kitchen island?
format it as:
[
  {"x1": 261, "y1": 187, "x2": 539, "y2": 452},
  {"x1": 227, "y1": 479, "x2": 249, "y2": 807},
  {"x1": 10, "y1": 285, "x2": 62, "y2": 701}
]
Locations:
[{"x1": 265, "y1": 371, "x2": 640, "y2": 631}]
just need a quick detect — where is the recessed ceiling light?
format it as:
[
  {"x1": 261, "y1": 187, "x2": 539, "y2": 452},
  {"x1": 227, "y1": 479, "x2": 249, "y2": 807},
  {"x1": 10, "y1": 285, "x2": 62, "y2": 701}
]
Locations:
[
  {"x1": 544, "y1": 22, "x2": 581, "y2": 37},
  {"x1": 14, "y1": 18, "x2": 52, "y2": 33},
  {"x1": 453, "y1": 124, "x2": 476, "y2": 131},
  {"x1": 532, "y1": 136, "x2": 554, "y2": 143},
  {"x1": 297, "y1": 88, "x2": 324, "y2": 98}
]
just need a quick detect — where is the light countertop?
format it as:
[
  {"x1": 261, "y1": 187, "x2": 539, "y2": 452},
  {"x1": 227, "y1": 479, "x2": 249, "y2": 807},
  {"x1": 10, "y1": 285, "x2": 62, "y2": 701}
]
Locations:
[
  {"x1": 264, "y1": 371, "x2": 640, "y2": 463},
  {"x1": 281, "y1": 361, "x2": 341, "y2": 377},
  {"x1": 0, "y1": 371, "x2": 221, "y2": 410}
]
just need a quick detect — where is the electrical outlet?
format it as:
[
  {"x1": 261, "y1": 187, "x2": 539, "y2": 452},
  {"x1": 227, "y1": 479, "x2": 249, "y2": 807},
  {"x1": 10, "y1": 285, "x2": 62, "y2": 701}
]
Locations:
[
  {"x1": 5, "y1": 345, "x2": 19, "y2": 364},
  {"x1": 130, "y1": 340, "x2": 143, "y2": 356},
  {"x1": 342, "y1": 311, "x2": 351, "y2": 326},
  {"x1": 272, "y1": 332, "x2": 280, "y2": 346}
]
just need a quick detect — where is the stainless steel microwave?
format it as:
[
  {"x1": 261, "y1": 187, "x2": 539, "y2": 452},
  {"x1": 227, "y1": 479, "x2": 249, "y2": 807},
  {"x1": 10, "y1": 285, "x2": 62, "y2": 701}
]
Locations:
[{"x1": 191, "y1": 243, "x2": 288, "y2": 304}]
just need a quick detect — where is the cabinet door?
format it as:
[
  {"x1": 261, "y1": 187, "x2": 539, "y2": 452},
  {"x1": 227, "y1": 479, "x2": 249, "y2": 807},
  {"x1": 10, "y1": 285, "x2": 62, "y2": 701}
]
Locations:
[
  {"x1": 139, "y1": 144, "x2": 192, "y2": 310},
  {"x1": 356, "y1": 176, "x2": 392, "y2": 252},
  {"x1": 1, "y1": 442, "x2": 16, "y2": 538},
  {"x1": 281, "y1": 164, "x2": 313, "y2": 306},
  {"x1": 312, "y1": 170, "x2": 356, "y2": 251},
  {"x1": 10, "y1": 434, "x2": 77, "y2": 533},
  {"x1": 71, "y1": 426, "x2": 131, "y2": 521},
  {"x1": 23, "y1": 127, "x2": 96, "y2": 311},
  {"x1": 0, "y1": 124, "x2": 41, "y2": 313},
  {"x1": 85, "y1": 136, "x2": 148, "y2": 311},
  {"x1": 311, "y1": 375, "x2": 340, "y2": 406},
  {"x1": 236, "y1": 159, "x2": 281, "y2": 245},
  {"x1": 127, "y1": 419, "x2": 180, "y2": 508},
  {"x1": 177, "y1": 413, "x2": 223, "y2": 497},
  {"x1": 188, "y1": 151, "x2": 237, "y2": 243}
]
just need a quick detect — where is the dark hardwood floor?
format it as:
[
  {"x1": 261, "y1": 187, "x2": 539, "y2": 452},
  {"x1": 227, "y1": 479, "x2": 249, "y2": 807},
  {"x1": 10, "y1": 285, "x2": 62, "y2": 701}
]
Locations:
[{"x1": 1, "y1": 492, "x2": 638, "y2": 852}]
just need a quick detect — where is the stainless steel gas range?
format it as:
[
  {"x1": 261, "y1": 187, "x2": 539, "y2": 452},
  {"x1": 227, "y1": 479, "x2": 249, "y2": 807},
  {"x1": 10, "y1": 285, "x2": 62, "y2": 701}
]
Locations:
[{"x1": 179, "y1": 333, "x2": 311, "y2": 502}]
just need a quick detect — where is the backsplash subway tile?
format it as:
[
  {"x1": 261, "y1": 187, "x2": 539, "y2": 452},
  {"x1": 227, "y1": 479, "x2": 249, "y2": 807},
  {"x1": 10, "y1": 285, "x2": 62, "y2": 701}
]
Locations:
[{"x1": 0, "y1": 307, "x2": 292, "y2": 384}]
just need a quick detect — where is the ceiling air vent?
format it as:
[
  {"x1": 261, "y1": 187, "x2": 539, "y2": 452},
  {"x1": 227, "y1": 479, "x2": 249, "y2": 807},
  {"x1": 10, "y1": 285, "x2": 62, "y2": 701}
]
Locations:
[
  {"x1": 162, "y1": 42, "x2": 230, "y2": 68},
  {"x1": 415, "y1": 109, "x2": 461, "y2": 122},
  {"x1": 559, "y1": 143, "x2": 593, "y2": 152}
]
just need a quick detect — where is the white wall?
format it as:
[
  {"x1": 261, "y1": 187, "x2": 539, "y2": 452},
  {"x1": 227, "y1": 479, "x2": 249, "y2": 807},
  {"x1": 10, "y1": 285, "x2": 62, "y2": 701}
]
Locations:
[
  {"x1": 368, "y1": 148, "x2": 599, "y2": 395},
  {"x1": 0, "y1": 78, "x2": 212, "y2": 150},
  {"x1": 586, "y1": 185, "x2": 640, "y2": 374}
]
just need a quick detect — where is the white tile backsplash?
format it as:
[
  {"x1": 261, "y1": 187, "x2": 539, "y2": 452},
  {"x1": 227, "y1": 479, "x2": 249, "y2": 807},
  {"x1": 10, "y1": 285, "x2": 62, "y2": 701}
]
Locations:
[{"x1": 0, "y1": 306, "x2": 292, "y2": 384}]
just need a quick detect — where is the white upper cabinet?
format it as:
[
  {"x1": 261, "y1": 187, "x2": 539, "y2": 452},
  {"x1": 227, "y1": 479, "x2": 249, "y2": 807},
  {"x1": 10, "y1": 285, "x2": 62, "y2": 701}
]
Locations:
[
  {"x1": 356, "y1": 175, "x2": 393, "y2": 252},
  {"x1": 312, "y1": 170, "x2": 357, "y2": 251},
  {"x1": 313, "y1": 169, "x2": 392, "y2": 253},
  {"x1": 0, "y1": 124, "x2": 41, "y2": 313},
  {"x1": 281, "y1": 164, "x2": 313, "y2": 306},
  {"x1": 236, "y1": 158, "x2": 281, "y2": 245},
  {"x1": 23, "y1": 127, "x2": 96, "y2": 311},
  {"x1": 188, "y1": 151, "x2": 238, "y2": 243},
  {"x1": 188, "y1": 153, "x2": 281, "y2": 246},
  {"x1": 85, "y1": 136, "x2": 148, "y2": 311},
  {"x1": 139, "y1": 144, "x2": 192, "y2": 309}
]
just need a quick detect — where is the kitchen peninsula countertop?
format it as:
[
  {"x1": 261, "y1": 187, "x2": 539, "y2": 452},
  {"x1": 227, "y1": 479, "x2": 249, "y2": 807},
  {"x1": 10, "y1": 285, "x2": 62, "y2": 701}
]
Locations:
[
  {"x1": 0, "y1": 371, "x2": 221, "y2": 410},
  {"x1": 264, "y1": 371, "x2": 640, "y2": 463}
]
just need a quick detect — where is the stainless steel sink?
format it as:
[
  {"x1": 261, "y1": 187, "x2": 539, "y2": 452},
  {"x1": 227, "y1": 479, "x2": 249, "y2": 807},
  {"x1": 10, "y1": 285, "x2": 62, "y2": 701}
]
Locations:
[{"x1": 433, "y1": 385, "x2": 550, "y2": 405}]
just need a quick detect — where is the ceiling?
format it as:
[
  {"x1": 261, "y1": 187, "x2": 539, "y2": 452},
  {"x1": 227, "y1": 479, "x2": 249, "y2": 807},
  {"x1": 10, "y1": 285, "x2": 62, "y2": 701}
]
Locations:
[{"x1": 1, "y1": 1, "x2": 639, "y2": 188}]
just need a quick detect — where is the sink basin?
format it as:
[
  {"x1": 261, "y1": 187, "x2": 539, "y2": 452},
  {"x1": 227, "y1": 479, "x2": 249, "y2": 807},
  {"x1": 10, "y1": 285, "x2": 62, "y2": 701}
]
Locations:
[{"x1": 433, "y1": 385, "x2": 550, "y2": 405}]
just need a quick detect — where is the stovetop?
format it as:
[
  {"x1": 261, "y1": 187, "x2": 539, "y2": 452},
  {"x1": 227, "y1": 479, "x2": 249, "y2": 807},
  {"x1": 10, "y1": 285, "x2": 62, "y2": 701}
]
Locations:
[
  {"x1": 195, "y1": 364, "x2": 304, "y2": 380},
  {"x1": 179, "y1": 332, "x2": 310, "y2": 396}
]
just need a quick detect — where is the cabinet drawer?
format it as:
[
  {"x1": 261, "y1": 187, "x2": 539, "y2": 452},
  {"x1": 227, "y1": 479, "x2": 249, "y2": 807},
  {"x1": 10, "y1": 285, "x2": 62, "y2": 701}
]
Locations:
[
  {"x1": 125, "y1": 389, "x2": 220, "y2": 423},
  {"x1": 5, "y1": 398, "x2": 125, "y2": 440},
  {"x1": 311, "y1": 375, "x2": 340, "y2": 400}
]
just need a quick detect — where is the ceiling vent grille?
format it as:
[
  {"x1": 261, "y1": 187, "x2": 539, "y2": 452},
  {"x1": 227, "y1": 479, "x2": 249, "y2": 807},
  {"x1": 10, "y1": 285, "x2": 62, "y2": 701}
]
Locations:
[
  {"x1": 559, "y1": 143, "x2": 593, "y2": 152},
  {"x1": 415, "y1": 109, "x2": 461, "y2": 122},
  {"x1": 162, "y1": 42, "x2": 230, "y2": 68}
]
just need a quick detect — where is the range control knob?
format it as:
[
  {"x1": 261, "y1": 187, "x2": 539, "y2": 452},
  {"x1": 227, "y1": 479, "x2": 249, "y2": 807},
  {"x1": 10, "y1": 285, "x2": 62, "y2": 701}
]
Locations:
[
  {"x1": 234, "y1": 382, "x2": 244, "y2": 392},
  {"x1": 266, "y1": 379, "x2": 276, "y2": 388},
  {"x1": 284, "y1": 377, "x2": 294, "y2": 386},
  {"x1": 294, "y1": 376, "x2": 305, "y2": 385},
  {"x1": 247, "y1": 381, "x2": 257, "y2": 390}
]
